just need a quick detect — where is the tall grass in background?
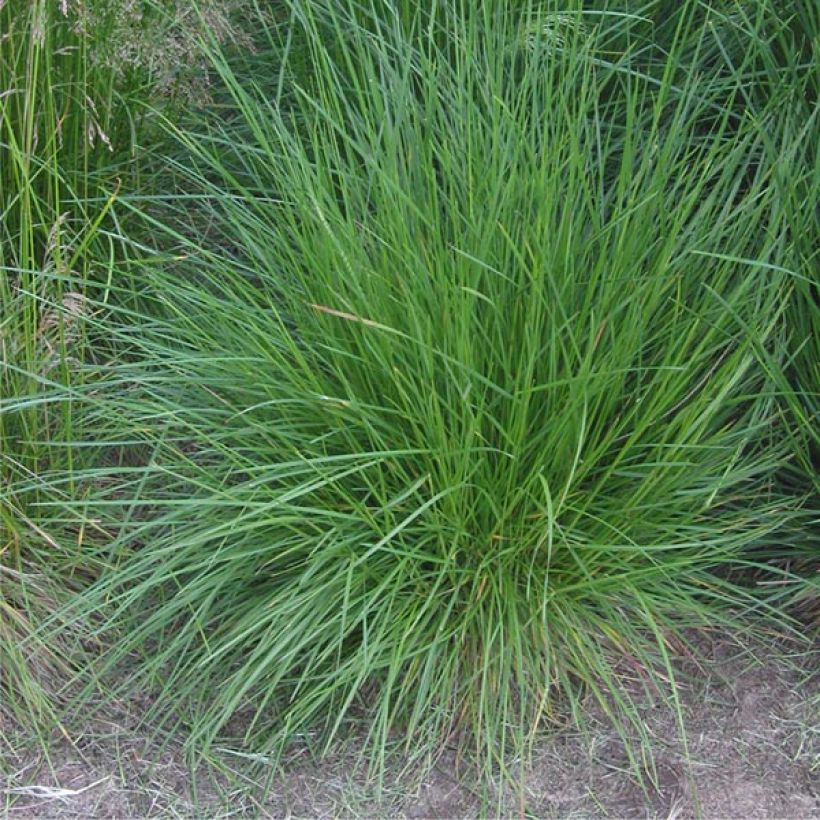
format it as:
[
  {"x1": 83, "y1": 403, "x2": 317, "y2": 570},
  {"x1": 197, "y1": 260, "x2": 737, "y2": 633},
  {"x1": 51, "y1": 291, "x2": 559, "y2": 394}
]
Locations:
[
  {"x1": 0, "y1": 0, "x2": 253, "y2": 736},
  {"x1": 733, "y1": 0, "x2": 819, "y2": 616},
  {"x1": 0, "y1": 0, "x2": 127, "y2": 733},
  {"x1": 776, "y1": 2, "x2": 819, "y2": 508},
  {"x1": 55, "y1": 0, "x2": 813, "y2": 784}
]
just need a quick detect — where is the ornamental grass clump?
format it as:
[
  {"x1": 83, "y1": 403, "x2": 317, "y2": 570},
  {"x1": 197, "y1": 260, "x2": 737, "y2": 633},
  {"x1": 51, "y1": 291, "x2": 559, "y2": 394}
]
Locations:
[{"x1": 66, "y1": 0, "x2": 804, "y2": 777}]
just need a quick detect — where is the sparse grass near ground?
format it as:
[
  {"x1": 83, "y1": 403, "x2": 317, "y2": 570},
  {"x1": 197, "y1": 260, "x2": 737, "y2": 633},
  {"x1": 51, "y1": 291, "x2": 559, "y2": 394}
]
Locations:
[
  {"x1": 1, "y1": 0, "x2": 817, "y2": 815},
  {"x1": 2, "y1": 634, "x2": 817, "y2": 817}
]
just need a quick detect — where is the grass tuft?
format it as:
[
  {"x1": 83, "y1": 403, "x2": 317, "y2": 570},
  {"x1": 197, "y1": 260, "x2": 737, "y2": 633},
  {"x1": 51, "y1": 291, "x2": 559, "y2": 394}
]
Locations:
[{"x1": 52, "y1": 0, "x2": 811, "y2": 784}]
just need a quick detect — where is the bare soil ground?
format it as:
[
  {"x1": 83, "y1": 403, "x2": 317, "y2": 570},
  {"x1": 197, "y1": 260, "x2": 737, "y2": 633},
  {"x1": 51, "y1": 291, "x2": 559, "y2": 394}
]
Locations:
[{"x1": 2, "y1": 632, "x2": 817, "y2": 819}]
